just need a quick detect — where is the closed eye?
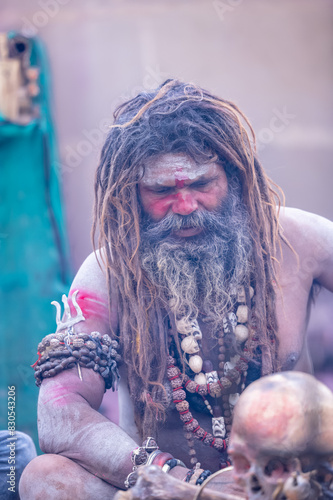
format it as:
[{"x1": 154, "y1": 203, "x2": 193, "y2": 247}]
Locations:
[
  {"x1": 191, "y1": 177, "x2": 217, "y2": 189},
  {"x1": 191, "y1": 180, "x2": 211, "y2": 188},
  {"x1": 149, "y1": 186, "x2": 175, "y2": 194}
]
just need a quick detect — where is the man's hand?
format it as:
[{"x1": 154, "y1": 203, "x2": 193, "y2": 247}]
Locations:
[{"x1": 115, "y1": 465, "x2": 246, "y2": 500}]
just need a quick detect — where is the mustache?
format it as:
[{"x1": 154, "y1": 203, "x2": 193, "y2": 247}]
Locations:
[{"x1": 141, "y1": 209, "x2": 231, "y2": 243}]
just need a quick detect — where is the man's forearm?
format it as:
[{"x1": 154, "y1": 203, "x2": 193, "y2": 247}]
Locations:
[{"x1": 38, "y1": 370, "x2": 138, "y2": 489}]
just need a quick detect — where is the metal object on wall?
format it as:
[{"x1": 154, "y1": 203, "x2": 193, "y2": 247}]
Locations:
[{"x1": 0, "y1": 32, "x2": 40, "y2": 123}]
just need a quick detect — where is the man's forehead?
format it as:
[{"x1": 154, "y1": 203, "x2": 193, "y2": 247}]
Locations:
[{"x1": 141, "y1": 153, "x2": 219, "y2": 184}]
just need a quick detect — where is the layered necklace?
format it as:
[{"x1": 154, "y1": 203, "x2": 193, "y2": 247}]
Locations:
[{"x1": 166, "y1": 285, "x2": 257, "y2": 469}]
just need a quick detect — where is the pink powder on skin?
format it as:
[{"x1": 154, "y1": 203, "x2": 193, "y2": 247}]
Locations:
[
  {"x1": 146, "y1": 191, "x2": 197, "y2": 218},
  {"x1": 68, "y1": 290, "x2": 109, "y2": 322},
  {"x1": 41, "y1": 385, "x2": 75, "y2": 407}
]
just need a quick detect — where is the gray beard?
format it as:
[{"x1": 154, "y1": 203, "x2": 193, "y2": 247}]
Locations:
[{"x1": 139, "y1": 181, "x2": 253, "y2": 329}]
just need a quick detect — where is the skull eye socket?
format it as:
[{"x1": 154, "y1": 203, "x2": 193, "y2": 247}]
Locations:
[
  {"x1": 233, "y1": 454, "x2": 251, "y2": 474},
  {"x1": 264, "y1": 459, "x2": 289, "y2": 478}
]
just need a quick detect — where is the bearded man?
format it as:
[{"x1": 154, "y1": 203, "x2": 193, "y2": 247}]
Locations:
[{"x1": 19, "y1": 80, "x2": 333, "y2": 499}]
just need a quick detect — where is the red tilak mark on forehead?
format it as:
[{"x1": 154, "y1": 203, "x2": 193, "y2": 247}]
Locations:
[{"x1": 175, "y1": 178, "x2": 185, "y2": 189}]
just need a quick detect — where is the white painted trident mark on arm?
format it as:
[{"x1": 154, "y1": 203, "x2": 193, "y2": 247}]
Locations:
[
  {"x1": 51, "y1": 290, "x2": 86, "y2": 331},
  {"x1": 51, "y1": 290, "x2": 86, "y2": 381}
]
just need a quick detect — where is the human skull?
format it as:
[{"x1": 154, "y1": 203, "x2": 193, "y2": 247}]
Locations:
[
  {"x1": 229, "y1": 372, "x2": 333, "y2": 500},
  {"x1": 212, "y1": 417, "x2": 226, "y2": 438}
]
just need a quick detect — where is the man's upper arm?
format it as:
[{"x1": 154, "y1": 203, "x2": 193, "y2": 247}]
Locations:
[
  {"x1": 314, "y1": 217, "x2": 333, "y2": 291},
  {"x1": 37, "y1": 250, "x2": 118, "y2": 449},
  {"x1": 69, "y1": 250, "x2": 117, "y2": 334}
]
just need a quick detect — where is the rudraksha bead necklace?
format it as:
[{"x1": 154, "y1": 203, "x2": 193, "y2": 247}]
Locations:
[{"x1": 167, "y1": 285, "x2": 257, "y2": 469}]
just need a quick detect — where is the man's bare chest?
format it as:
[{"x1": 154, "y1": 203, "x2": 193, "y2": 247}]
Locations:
[{"x1": 275, "y1": 262, "x2": 314, "y2": 371}]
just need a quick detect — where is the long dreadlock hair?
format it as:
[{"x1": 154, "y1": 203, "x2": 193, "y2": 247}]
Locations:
[{"x1": 93, "y1": 79, "x2": 286, "y2": 437}]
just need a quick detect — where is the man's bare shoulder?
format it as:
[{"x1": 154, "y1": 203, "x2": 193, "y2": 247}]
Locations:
[
  {"x1": 279, "y1": 206, "x2": 333, "y2": 248},
  {"x1": 278, "y1": 206, "x2": 333, "y2": 290},
  {"x1": 69, "y1": 249, "x2": 119, "y2": 331},
  {"x1": 71, "y1": 249, "x2": 108, "y2": 298}
]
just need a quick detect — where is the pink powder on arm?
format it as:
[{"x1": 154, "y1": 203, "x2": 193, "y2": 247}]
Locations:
[
  {"x1": 68, "y1": 289, "x2": 109, "y2": 323},
  {"x1": 41, "y1": 385, "x2": 74, "y2": 406}
]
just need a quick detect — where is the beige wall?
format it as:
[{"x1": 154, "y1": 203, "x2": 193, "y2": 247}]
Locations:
[
  {"x1": 2, "y1": 0, "x2": 332, "y2": 270},
  {"x1": 1, "y1": 0, "x2": 333, "y2": 391}
]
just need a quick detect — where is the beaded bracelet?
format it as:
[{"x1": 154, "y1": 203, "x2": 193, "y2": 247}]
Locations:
[
  {"x1": 196, "y1": 470, "x2": 212, "y2": 486},
  {"x1": 33, "y1": 330, "x2": 120, "y2": 391},
  {"x1": 185, "y1": 468, "x2": 196, "y2": 483}
]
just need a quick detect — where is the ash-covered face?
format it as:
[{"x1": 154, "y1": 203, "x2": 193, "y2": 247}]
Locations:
[
  {"x1": 138, "y1": 153, "x2": 228, "y2": 238},
  {"x1": 138, "y1": 153, "x2": 252, "y2": 326}
]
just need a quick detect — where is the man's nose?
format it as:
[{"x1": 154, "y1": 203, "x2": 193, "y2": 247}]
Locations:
[{"x1": 172, "y1": 192, "x2": 198, "y2": 215}]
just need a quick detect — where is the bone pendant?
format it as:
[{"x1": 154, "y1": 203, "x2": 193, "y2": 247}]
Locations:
[
  {"x1": 224, "y1": 357, "x2": 241, "y2": 384},
  {"x1": 229, "y1": 312, "x2": 237, "y2": 328},
  {"x1": 206, "y1": 371, "x2": 219, "y2": 384},
  {"x1": 237, "y1": 286, "x2": 246, "y2": 303},
  {"x1": 194, "y1": 372, "x2": 207, "y2": 385},
  {"x1": 175, "y1": 317, "x2": 191, "y2": 335},
  {"x1": 235, "y1": 324, "x2": 249, "y2": 343},
  {"x1": 181, "y1": 336, "x2": 199, "y2": 355},
  {"x1": 236, "y1": 305, "x2": 249, "y2": 323},
  {"x1": 189, "y1": 355, "x2": 203, "y2": 373},
  {"x1": 212, "y1": 417, "x2": 226, "y2": 438},
  {"x1": 223, "y1": 312, "x2": 237, "y2": 334},
  {"x1": 176, "y1": 318, "x2": 202, "y2": 339}
]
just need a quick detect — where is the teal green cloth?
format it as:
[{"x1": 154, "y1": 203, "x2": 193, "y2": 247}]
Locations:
[{"x1": 0, "y1": 36, "x2": 71, "y2": 447}]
